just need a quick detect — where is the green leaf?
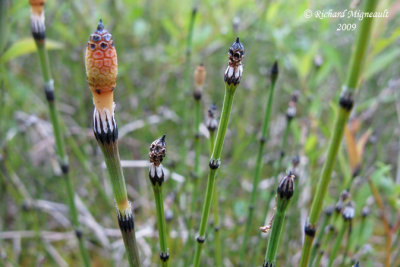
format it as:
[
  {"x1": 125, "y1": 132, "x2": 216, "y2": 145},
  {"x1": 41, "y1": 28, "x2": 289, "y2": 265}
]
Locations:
[{"x1": 0, "y1": 38, "x2": 64, "y2": 64}]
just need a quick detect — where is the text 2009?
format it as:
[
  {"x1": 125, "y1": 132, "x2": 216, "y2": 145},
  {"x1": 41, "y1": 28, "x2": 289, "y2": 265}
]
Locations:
[{"x1": 337, "y1": 24, "x2": 356, "y2": 31}]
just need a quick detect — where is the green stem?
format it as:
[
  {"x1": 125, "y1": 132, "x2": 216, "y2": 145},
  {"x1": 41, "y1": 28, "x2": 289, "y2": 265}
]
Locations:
[
  {"x1": 193, "y1": 84, "x2": 237, "y2": 267},
  {"x1": 153, "y1": 184, "x2": 169, "y2": 267},
  {"x1": 34, "y1": 41, "x2": 90, "y2": 267},
  {"x1": 100, "y1": 142, "x2": 141, "y2": 267},
  {"x1": 314, "y1": 250, "x2": 323, "y2": 267},
  {"x1": 190, "y1": 99, "x2": 201, "y2": 224},
  {"x1": 101, "y1": 143, "x2": 128, "y2": 205},
  {"x1": 253, "y1": 118, "x2": 291, "y2": 264},
  {"x1": 299, "y1": 0, "x2": 378, "y2": 265},
  {"x1": 309, "y1": 212, "x2": 330, "y2": 266},
  {"x1": 210, "y1": 131, "x2": 222, "y2": 267},
  {"x1": 328, "y1": 221, "x2": 347, "y2": 267},
  {"x1": 180, "y1": 4, "x2": 198, "y2": 163},
  {"x1": 264, "y1": 207, "x2": 286, "y2": 265},
  {"x1": 240, "y1": 80, "x2": 276, "y2": 263}
]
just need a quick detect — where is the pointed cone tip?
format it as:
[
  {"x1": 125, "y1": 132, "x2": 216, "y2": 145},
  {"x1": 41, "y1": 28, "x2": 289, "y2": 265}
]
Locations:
[
  {"x1": 97, "y1": 19, "x2": 104, "y2": 31},
  {"x1": 160, "y1": 134, "x2": 166, "y2": 142},
  {"x1": 236, "y1": 37, "x2": 240, "y2": 43}
]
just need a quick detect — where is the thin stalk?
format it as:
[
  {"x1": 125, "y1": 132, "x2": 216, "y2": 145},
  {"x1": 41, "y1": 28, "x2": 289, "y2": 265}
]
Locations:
[
  {"x1": 341, "y1": 226, "x2": 351, "y2": 266},
  {"x1": 309, "y1": 210, "x2": 332, "y2": 266},
  {"x1": 193, "y1": 86, "x2": 236, "y2": 267},
  {"x1": 240, "y1": 62, "x2": 278, "y2": 263},
  {"x1": 180, "y1": 4, "x2": 198, "y2": 162},
  {"x1": 153, "y1": 184, "x2": 169, "y2": 267},
  {"x1": 314, "y1": 250, "x2": 323, "y2": 267},
  {"x1": 190, "y1": 98, "x2": 201, "y2": 224},
  {"x1": 148, "y1": 135, "x2": 169, "y2": 267},
  {"x1": 253, "y1": 117, "x2": 291, "y2": 263},
  {"x1": 192, "y1": 37, "x2": 244, "y2": 266},
  {"x1": 32, "y1": 28, "x2": 90, "y2": 267},
  {"x1": 101, "y1": 143, "x2": 141, "y2": 267},
  {"x1": 299, "y1": 0, "x2": 378, "y2": 265},
  {"x1": 328, "y1": 221, "x2": 347, "y2": 267},
  {"x1": 263, "y1": 174, "x2": 295, "y2": 266},
  {"x1": 210, "y1": 130, "x2": 222, "y2": 267}
]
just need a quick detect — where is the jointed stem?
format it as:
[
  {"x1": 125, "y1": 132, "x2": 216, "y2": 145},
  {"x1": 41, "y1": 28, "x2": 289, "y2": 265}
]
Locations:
[
  {"x1": 153, "y1": 184, "x2": 169, "y2": 267},
  {"x1": 299, "y1": 0, "x2": 378, "y2": 265},
  {"x1": 210, "y1": 131, "x2": 222, "y2": 267},
  {"x1": 328, "y1": 221, "x2": 347, "y2": 267},
  {"x1": 34, "y1": 41, "x2": 90, "y2": 267},
  {"x1": 264, "y1": 208, "x2": 285, "y2": 265},
  {"x1": 190, "y1": 99, "x2": 202, "y2": 224},
  {"x1": 240, "y1": 79, "x2": 276, "y2": 263},
  {"x1": 193, "y1": 84, "x2": 236, "y2": 267},
  {"x1": 100, "y1": 142, "x2": 141, "y2": 267}
]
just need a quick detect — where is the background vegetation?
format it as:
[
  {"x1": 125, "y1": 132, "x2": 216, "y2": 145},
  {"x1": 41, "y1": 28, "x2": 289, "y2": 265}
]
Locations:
[{"x1": 1, "y1": 0, "x2": 399, "y2": 266}]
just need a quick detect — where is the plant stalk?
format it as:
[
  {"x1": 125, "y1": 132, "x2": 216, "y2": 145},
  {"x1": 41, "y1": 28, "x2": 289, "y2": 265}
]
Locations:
[
  {"x1": 100, "y1": 142, "x2": 141, "y2": 267},
  {"x1": 32, "y1": 31, "x2": 90, "y2": 267},
  {"x1": 240, "y1": 64, "x2": 277, "y2": 263},
  {"x1": 299, "y1": 0, "x2": 378, "y2": 265},
  {"x1": 193, "y1": 83, "x2": 237, "y2": 267}
]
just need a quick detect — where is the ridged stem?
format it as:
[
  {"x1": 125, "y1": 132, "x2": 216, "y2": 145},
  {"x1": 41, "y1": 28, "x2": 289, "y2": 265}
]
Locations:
[
  {"x1": 193, "y1": 83, "x2": 237, "y2": 267},
  {"x1": 299, "y1": 0, "x2": 378, "y2": 265},
  {"x1": 309, "y1": 212, "x2": 330, "y2": 266},
  {"x1": 180, "y1": 5, "x2": 198, "y2": 162},
  {"x1": 190, "y1": 99, "x2": 201, "y2": 224},
  {"x1": 152, "y1": 184, "x2": 169, "y2": 267},
  {"x1": 240, "y1": 79, "x2": 276, "y2": 263},
  {"x1": 328, "y1": 221, "x2": 347, "y2": 267},
  {"x1": 253, "y1": 118, "x2": 291, "y2": 264},
  {"x1": 100, "y1": 142, "x2": 140, "y2": 267},
  {"x1": 34, "y1": 40, "x2": 90, "y2": 267},
  {"x1": 209, "y1": 130, "x2": 222, "y2": 267}
]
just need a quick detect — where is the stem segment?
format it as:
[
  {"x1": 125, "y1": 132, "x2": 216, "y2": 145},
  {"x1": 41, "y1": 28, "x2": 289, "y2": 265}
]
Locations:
[
  {"x1": 299, "y1": 0, "x2": 378, "y2": 265},
  {"x1": 32, "y1": 33, "x2": 91, "y2": 267},
  {"x1": 193, "y1": 83, "x2": 237, "y2": 267},
  {"x1": 240, "y1": 64, "x2": 277, "y2": 263}
]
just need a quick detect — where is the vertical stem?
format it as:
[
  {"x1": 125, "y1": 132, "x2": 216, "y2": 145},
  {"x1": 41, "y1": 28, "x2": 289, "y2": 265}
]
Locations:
[
  {"x1": 209, "y1": 131, "x2": 222, "y2": 267},
  {"x1": 180, "y1": 4, "x2": 198, "y2": 162},
  {"x1": 34, "y1": 41, "x2": 90, "y2": 267},
  {"x1": 264, "y1": 208, "x2": 285, "y2": 265},
  {"x1": 328, "y1": 221, "x2": 347, "y2": 267},
  {"x1": 299, "y1": 0, "x2": 378, "y2": 265},
  {"x1": 193, "y1": 85, "x2": 236, "y2": 267},
  {"x1": 309, "y1": 212, "x2": 330, "y2": 266},
  {"x1": 100, "y1": 142, "x2": 141, "y2": 267},
  {"x1": 190, "y1": 99, "x2": 201, "y2": 223},
  {"x1": 153, "y1": 184, "x2": 169, "y2": 267},
  {"x1": 240, "y1": 80, "x2": 276, "y2": 263}
]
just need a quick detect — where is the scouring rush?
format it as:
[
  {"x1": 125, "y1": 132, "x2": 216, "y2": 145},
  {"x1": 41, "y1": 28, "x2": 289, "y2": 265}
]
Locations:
[{"x1": 86, "y1": 19, "x2": 118, "y2": 144}]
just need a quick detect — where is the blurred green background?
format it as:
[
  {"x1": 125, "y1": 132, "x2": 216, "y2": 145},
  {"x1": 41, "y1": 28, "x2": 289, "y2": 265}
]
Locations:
[{"x1": 1, "y1": 0, "x2": 400, "y2": 266}]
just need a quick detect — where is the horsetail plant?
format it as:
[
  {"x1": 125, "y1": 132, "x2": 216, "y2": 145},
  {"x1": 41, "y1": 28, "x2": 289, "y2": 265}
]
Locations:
[
  {"x1": 240, "y1": 61, "x2": 278, "y2": 264},
  {"x1": 148, "y1": 135, "x2": 169, "y2": 267},
  {"x1": 28, "y1": 1, "x2": 91, "y2": 266},
  {"x1": 299, "y1": 0, "x2": 378, "y2": 265},
  {"x1": 192, "y1": 37, "x2": 244, "y2": 267},
  {"x1": 206, "y1": 105, "x2": 222, "y2": 267},
  {"x1": 261, "y1": 173, "x2": 295, "y2": 266},
  {"x1": 180, "y1": 3, "x2": 198, "y2": 163},
  {"x1": 190, "y1": 64, "x2": 206, "y2": 222},
  {"x1": 256, "y1": 89, "x2": 298, "y2": 251},
  {"x1": 85, "y1": 20, "x2": 140, "y2": 267},
  {"x1": 309, "y1": 205, "x2": 334, "y2": 266},
  {"x1": 328, "y1": 202, "x2": 354, "y2": 267}
]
